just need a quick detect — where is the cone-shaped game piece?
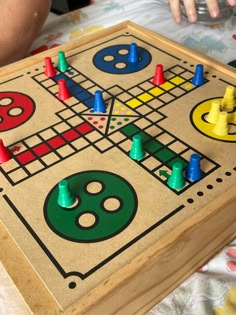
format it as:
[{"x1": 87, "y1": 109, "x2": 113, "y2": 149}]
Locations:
[
  {"x1": 186, "y1": 153, "x2": 202, "y2": 181},
  {"x1": 44, "y1": 57, "x2": 56, "y2": 77},
  {"x1": 0, "y1": 139, "x2": 11, "y2": 164},
  {"x1": 57, "y1": 51, "x2": 69, "y2": 72},
  {"x1": 152, "y1": 64, "x2": 165, "y2": 85},
  {"x1": 57, "y1": 180, "x2": 77, "y2": 208},
  {"x1": 167, "y1": 162, "x2": 185, "y2": 190},
  {"x1": 192, "y1": 64, "x2": 204, "y2": 86},
  {"x1": 93, "y1": 90, "x2": 106, "y2": 113},
  {"x1": 128, "y1": 43, "x2": 139, "y2": 63},
  {"x1": 206, "y1": 100, "x2": 220, "y2": 124},
  {"x1": 221, "y1": 85, "x2": 235, "y2": 112},
  {"x1": 213, "y1": 111, "x2": 228, "y2": 136},
  {"x1": 58, "y1": 79, "x2": 71, "y2": 100},
  {"x1": 129, "y1": 134, "x2": 145, "y2": 161}
]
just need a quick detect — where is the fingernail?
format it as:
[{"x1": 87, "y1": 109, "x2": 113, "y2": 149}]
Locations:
[
  {"x1": 175, "y1": 16, "x2": 181, "y2": 23},
  {"x1": 210, "y1": 8, "x2": 220, "y2": 18},
  {"x1": 226, "y1": 247, "x2": 236, "y2": 258},
  {"x1": 226, "y1": 260, "x2": 236, "y2": 272},
  {"x1": 189, "y1": 14, "x2": 197, "y2": 23}
]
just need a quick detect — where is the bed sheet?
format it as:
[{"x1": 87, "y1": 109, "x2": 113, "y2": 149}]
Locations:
[
  {"x1": 31, "y1": 0, "x2": 236, "y2": 66},
  {"x1": 0, "y1": 1, "x2": 235, "y2": 314}
]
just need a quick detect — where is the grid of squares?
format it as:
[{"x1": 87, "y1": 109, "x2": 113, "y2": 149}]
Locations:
[
  {"x1": 123, "y1": 65, "x2": 205, "y2": 111},
  {"x1": 116, "y1": 123, "x2": 219, "y2": 194},
  {"x1": 2, "y1": 69, "x2": 134, "y2": 185},
  {"x1": 3, "y1": 63, "x2": 212, "y2": 189},
  {"x1": 0, "y1": 121, "x2": 94, "y2": 185},
  {"x1": 33, "y1": 66, "x2": 109, "y2": 110}
]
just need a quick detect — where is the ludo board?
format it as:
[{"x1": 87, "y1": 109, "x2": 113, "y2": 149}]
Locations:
[{"x1": 0, "y1": 21, "x2": 235, "y2": 315}]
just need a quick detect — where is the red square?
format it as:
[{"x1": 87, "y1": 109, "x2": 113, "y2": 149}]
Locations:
[
  {"x1": 32, "y1": 143, "x2": 51, "y2": 156},
  {"x1": 62, "y1": 129, "x2": 80, "y2": 141},
  {"x1": 16, "y1": 151, "x2": 35, "y2": 165},
  {"x1": 48, "y1": 136, "x2": 65, "y2": 149},
  {"x1": 76, "y1": 122, "x2": 93, "y2": 135}
]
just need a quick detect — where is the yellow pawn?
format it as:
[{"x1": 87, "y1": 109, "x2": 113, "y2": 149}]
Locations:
[
  {"x1": 213, "y1": 111, "x2": 228, "y2": 136},
  {"x1": 221, "y1": 85, "x2": 235, "y2": 112},
  {"x1": 233, "y1": 111, "x2": 236, "y2": 123},
  {"x1": 206, "y1": 100, "x2": 220, "y2": 124}
]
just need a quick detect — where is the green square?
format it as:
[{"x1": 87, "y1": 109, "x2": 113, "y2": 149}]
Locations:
[
  {"x1": 155, "y1": 148, "x2": 176, "y2": 162},
  {"x1": 139, "y1": 132, "x2": 151, "y2": 143},
  {"x1": 144, "y1": 139, "x2": 163, "y2": 153},
  {"x1": 120, "y1": 124, "x2": 140, "y2": 137}
]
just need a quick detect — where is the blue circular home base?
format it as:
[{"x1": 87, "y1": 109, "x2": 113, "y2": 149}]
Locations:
[{"x1": 93, "y1": 44, "x2": 151, "y2": 74}]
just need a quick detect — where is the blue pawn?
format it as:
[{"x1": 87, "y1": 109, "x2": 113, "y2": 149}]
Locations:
[
  {"x1": 128, "y1": 43, "x2": 139, "y2": 63},
  {"x1": 93, "y1": 90, "x2": 106, "y2": 113},
  {"x1": 192, "y1": 64, "x2": 204, "y2": 86},
  {"x1": 186, "y1": 153, "x2": 202, "y2": 181}
]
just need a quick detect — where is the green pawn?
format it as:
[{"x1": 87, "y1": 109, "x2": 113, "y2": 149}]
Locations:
[
  {"x1": 57, "y1": 51, "x2": 69, "y2": 72},
  {"x1": 167, "y1": 162, "x2": 185, "y2": 190},
  {"x1": 129, "y1": 134, "x2": 145, "y2": 161},
  {"x1": 57, "y1": 179, "x2": 76, "y2": 208}
]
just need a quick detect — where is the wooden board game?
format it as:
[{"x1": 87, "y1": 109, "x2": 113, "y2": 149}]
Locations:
[{"x1": 0, "y1": 21, "x2": 235, "y2": 315}]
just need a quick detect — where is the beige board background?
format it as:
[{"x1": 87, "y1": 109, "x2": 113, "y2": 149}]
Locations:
[{"x1": 0, "y1": 24, "x2": 235, "y2": 312}]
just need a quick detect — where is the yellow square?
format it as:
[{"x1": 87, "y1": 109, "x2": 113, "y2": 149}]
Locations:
[
  {"x1": 148, "y1": 87, "x2": 164, "y2": 97},
  {"x1": 126, "y1": 98, "x2": 142, "y2": 108},
  {"x1": 160, "y1": 81, "x2": 174, "y2": 90},
  {"x1": 170, "y1": 76, "x2": 185, "y2": 85},
  {"x1": 137, "y1": 92, "x2": 153, "y2": 102}
]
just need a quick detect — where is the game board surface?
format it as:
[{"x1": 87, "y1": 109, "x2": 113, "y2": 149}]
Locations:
[{"x1": 0, "y1": 22, "x2": 235, "y2": 314}]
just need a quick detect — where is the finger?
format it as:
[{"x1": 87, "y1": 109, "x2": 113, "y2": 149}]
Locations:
[
  {"x1": 182, "y1": 0, "x2": 197, "y2": 22},
  {"x1": 226, "y1": 261, "x2": 236, "y2": 272},
  {"x1": 205, "y1": 0, "x2": 220, "y2": 18},
  {"x1": 227, "y1": 0, "x2": 236, "y2": 6},
  {"x1": 168, "y1": 0, "x2": 182, "y2": 23},
  {"x1": 226, "y1": 247, "x2": 236, "y2": 258}
]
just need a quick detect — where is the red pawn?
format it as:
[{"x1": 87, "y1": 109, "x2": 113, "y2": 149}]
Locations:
[
  {"x1": 0, "y1": 139, "x2": 11, "y2": 164},
  {"x1": 44, "y1": 57, "x2": 56, "y2": 77},
  {"x1": 58, "y1": 79, "x2": 71, "y2": 100},
  {"x1": 152, "y1": 64, "x2": 165, "y2": 86}
]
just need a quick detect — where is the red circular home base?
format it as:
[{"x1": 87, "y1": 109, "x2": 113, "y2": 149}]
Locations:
[{"x1": 0, "y1": 92, "x2": 35, "y2": 131}]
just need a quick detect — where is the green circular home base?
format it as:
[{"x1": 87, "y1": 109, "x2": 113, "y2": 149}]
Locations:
[{"x1": 44, "y1": 170, "x2": 137, "y2": 243}]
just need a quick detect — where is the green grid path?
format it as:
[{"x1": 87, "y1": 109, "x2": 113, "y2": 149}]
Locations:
[{"x1": 120, "y1": 123, "x2": 190, "y2": 175}]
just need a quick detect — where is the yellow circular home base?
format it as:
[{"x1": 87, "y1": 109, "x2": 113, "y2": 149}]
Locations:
[{"x1": 191, "y1": 98, "x2": 236, "y2": 142}]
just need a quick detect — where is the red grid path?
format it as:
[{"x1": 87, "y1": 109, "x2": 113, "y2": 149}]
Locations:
[{"x1": 15, "y1": 122, "x2": 94, "y2": 165}]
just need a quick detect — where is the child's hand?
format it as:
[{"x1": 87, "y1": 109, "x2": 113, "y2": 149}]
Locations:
[{"x1": 169, "y1": 0, "x2": 236, "y2": 23}]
